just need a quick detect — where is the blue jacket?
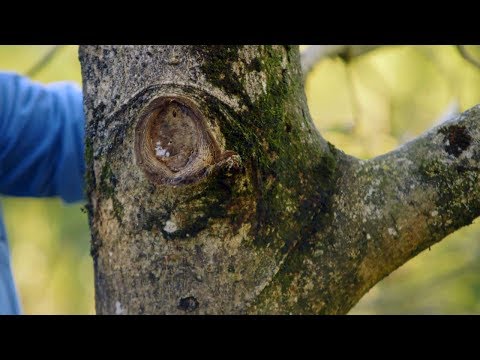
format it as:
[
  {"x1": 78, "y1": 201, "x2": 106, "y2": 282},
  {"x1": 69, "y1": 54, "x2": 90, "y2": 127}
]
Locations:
[{"x1": 0, "y1": 72, "x2": 85, "y2": 314}]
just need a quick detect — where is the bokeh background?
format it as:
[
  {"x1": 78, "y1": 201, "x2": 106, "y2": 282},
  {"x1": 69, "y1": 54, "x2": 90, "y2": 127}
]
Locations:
[{"x1": 1, "y1": 45, "x2": 480, "y2": 314}]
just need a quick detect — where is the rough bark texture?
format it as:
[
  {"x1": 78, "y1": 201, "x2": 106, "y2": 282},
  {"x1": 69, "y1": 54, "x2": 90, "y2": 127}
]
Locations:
[{"x1": 79, "y1": 45, "x2": 480, "y2": 314}]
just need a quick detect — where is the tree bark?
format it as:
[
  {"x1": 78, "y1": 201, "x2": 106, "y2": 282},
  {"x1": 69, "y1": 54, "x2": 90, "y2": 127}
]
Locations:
[{"x1": 79, "y1": 45, "x2": 480, "y2": 314}]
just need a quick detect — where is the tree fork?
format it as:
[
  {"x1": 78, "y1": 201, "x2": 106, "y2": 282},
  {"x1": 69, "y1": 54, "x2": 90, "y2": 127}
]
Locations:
[{"x1": 79, "y1": 45, "x2": 480, "y2": 314}]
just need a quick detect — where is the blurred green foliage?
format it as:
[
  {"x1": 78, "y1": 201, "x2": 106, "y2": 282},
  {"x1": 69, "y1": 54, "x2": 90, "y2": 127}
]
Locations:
[{"x1": 1, "y1": 45, "x2": 480, "y2": 314}]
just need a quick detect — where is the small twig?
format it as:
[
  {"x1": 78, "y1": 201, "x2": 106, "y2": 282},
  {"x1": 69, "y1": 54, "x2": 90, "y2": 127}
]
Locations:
[
  {"x1": 344, "y1": 62, "x2": 360, "y2": 132},
  {"x1": 456, "y1": 45, "x2": 480, "y2": 70},
  {"x1": 301, "y1": 45, "x2": 382, "y2": 78},
  {"x1": 301, "y1": 45, "x2": 347, "y2": 77},
  {"x1": 25, "y1": 45, "x2": 64, "y2": 78}
]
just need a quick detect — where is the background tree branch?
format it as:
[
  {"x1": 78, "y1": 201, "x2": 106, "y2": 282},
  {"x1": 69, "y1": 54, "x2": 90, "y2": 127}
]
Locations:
[
  {"x1": 457, "y1": 45, "x2": 480, "y2": 70},
  {"x1": 301, "y1": 45, "x2": 382, "y2": 77},
  {"x1": 25, "y1": 45, "x2": 64, "y2": 78}
]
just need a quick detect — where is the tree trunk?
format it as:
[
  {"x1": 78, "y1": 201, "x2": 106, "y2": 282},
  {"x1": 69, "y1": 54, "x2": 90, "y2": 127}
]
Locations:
[{"x1": 79, "y1": 45, "x2": 480, "y2": 314}]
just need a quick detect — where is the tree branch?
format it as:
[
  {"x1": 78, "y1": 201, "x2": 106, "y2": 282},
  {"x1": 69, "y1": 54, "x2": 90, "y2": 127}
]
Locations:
[
  {"x1": 456, "y1": 45, "x2": 480, "y2": 70},
  {"x1": 331, "y1": 104, "x2": 480, "y2": 301},
  {"x1": 25, "y1": 45, "x2": 64, "y2": 78},
  {"x1": 301, "y1": 45, "x2": 382, "y2": 78}
]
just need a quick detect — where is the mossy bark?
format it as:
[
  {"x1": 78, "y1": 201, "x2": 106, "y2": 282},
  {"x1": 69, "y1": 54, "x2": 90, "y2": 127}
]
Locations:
[{"x1": 79, "y1": 45, "x2": 480, "y2": 314}]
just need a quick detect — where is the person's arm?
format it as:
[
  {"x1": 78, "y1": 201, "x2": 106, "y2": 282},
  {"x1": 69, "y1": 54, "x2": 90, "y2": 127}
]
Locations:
[{"x1": 0, "y1": 72, "x2": 85, "y2": 203}]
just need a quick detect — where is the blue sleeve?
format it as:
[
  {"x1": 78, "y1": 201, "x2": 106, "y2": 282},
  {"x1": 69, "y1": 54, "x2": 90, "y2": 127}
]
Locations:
[{"x1": 0, "y1": 72, "x2": 85, "y2": 203}]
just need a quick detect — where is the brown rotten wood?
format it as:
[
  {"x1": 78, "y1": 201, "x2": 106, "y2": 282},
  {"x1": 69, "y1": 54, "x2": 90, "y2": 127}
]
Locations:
[{"x1": 79, "y1": 45, "x2": 480, "y2": 314}]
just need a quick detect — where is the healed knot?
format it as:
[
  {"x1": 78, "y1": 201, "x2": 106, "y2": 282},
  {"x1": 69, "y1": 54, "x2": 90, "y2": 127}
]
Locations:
[{"x1": 135, "y1": 95, "x2": 239, "y2": 185}]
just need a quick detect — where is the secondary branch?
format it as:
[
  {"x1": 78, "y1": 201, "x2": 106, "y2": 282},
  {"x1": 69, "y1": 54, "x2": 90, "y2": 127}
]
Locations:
[{"x1": 331, "y1": 104, "x2": 480, "y2": 299}]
